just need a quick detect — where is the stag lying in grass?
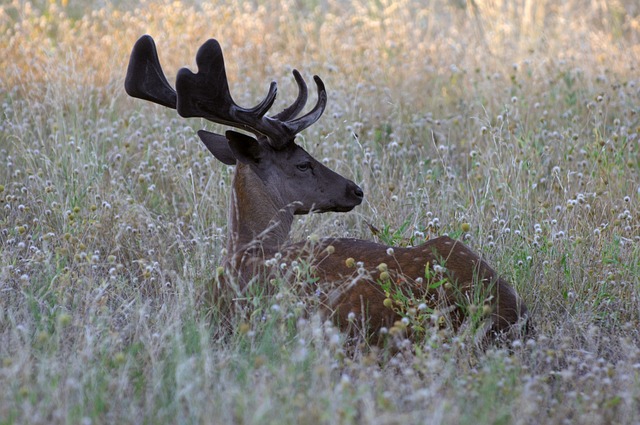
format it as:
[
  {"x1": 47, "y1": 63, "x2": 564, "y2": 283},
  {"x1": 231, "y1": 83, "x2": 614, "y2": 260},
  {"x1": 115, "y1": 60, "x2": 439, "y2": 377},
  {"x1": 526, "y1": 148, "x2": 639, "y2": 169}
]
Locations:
[{"x1": 125, "y1": 35, "x2": 531, "y2": 345}]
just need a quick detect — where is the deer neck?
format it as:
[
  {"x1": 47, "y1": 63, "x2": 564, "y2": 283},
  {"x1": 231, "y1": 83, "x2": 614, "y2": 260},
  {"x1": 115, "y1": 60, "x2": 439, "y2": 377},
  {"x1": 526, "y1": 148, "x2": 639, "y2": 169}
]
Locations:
[{"x1": 226, "y1": 163, "x2": 294, "y2": 256}]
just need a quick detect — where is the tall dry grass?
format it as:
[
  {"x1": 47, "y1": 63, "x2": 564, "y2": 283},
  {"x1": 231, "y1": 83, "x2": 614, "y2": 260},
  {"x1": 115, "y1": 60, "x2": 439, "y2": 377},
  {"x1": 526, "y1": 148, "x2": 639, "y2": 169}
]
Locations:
[{"x1": 1, "y1": 0, "x2": 640, "y2": 423}]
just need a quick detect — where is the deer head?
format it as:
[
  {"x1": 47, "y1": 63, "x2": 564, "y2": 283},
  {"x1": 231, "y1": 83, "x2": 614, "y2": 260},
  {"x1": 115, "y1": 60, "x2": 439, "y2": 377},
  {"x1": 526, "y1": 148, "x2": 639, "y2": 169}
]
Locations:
[
  {"x1": 198, "y1": 129, "x2": 362, "y2": 215},
  {"x1": 125, "y1": 35, "x2": 363, "y2": 248}
]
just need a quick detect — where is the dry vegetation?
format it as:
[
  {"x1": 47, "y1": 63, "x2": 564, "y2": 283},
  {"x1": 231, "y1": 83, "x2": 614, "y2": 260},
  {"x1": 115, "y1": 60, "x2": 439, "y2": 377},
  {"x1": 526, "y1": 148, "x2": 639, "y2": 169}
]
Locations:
[{"x1": 1, "y1": 0, "x2": 640, "y2": 423}]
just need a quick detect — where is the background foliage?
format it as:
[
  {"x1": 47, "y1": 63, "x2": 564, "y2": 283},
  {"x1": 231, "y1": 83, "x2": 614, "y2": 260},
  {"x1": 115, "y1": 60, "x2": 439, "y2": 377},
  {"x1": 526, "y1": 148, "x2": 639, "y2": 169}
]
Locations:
[{"x1": 1, "y1": 0, "x2": 640, "y2": 423}]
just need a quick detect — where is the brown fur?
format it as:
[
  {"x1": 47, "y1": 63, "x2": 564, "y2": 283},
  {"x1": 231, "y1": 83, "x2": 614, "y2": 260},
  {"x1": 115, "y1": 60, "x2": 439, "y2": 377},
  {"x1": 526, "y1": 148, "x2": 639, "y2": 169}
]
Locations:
[{"x1": 218, "y1": 235, "x2": 531, "y2": 344}]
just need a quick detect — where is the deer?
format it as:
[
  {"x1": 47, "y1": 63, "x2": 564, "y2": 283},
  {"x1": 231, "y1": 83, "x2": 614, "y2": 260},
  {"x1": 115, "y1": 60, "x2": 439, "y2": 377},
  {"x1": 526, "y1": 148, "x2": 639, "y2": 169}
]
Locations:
[{"x1": 124, "y1": 35, "x2": 531, "y2": 346}]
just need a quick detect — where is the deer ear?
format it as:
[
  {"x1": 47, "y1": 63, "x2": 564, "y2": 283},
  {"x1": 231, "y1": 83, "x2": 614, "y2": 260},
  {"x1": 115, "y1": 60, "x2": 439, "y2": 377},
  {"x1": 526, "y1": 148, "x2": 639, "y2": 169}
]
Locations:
[
  {"x1": 197, "y1": 130, "x2": 236, "y2": 165},
  {"x1": 225, "y1": 130, "x2": 262, "y2": 164}
]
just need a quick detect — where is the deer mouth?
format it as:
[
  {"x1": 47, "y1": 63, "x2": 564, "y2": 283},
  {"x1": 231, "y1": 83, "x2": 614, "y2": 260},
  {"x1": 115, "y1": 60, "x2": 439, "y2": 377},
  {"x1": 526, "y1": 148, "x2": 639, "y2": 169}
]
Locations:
[
  {"x1": 332, "y1": 205, "x2": 357, "y2": 213},
  {"x1": 294, "y1": 203, "x2": 358, "y2": 215}
]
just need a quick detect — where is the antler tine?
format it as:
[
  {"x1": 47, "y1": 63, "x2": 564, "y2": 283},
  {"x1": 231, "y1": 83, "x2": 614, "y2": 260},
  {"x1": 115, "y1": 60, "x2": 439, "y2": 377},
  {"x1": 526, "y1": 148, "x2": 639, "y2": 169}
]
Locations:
[
  {"x1": 273, "y1": 70, "x2": 308, "y2": 121},
  {"x1": 282, "y1": 75, "x2": 327, "y2": 136},
  {"x1": 176, "y1": 39, "x2": 281, "y2": 136},
  {"x1": 124, "y1": 35, "x2": 177, "y2": 109}
]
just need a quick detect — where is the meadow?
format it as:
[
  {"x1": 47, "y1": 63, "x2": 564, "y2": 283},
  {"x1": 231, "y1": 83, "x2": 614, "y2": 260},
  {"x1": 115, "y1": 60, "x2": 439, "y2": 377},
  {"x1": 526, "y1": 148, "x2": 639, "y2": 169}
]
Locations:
[{"x1": 1, "y1": 0, "x2": 640, "y2": 423}]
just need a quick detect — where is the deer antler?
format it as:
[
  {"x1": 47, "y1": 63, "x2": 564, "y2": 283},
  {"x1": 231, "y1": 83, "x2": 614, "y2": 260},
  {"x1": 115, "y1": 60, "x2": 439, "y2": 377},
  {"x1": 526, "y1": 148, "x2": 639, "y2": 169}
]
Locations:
[
  {"x1": 175, "y1": 39, "x2": 327, "y2": 148},
  {"x1": 124, "y1": 35, "x2": 177, "y2": 109},
  {"x1": 175, "y1": 39, "x2": 277, "y2": 137},
  {"x1": 272, "y1": 69, "x2": 308, "y2": 121},
  {"x1": 125, "y1": 35, "x2": 328, "y2": 148}
]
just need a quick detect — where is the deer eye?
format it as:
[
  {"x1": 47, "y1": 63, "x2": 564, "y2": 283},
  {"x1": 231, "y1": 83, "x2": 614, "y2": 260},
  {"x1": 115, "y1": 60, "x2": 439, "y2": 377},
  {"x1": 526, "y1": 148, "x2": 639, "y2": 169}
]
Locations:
[{"x1": 296, "y1": 162, "x2": 312, "y2": 172}]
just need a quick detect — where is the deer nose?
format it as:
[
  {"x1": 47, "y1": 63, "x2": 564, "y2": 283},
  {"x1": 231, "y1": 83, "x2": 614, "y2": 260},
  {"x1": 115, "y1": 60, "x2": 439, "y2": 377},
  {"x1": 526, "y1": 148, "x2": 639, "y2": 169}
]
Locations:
[{"x1": 350, "y1": 182, "x2": 364, "y2": 200}]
